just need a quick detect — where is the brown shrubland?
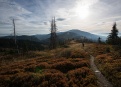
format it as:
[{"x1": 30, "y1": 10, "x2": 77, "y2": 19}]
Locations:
[
  {"x1": 85, "y1": 43, "x2": 121, "y2": 87},
  {"x1": 0, "y1": 45, "x2": 97, "y2": 87}
]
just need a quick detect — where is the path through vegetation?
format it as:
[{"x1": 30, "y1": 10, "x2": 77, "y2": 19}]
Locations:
[
  {"x1": 90, "y1": 55, "x2": 113, "y2": 87},
  {"x1": 72, "y1": 43, "x2": 113, "y2": 87}
]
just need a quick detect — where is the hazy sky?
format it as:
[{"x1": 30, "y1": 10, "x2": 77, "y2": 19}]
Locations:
[{"x1": 0, "y1": 0, "x2": 121, "y2": 36}]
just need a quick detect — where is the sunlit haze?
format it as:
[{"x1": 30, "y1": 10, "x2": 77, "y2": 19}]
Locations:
[{"x1": 0, "y1": 0, "x2": 121, "y2": 36}]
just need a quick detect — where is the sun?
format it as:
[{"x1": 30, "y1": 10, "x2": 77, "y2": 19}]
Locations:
[{"x1": 75, "y1": 3, "x2": 89, "y2": 19}]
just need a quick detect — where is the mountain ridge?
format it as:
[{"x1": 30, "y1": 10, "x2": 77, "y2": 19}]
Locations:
[{"x1": 1, "y1": 29, "x2": 106, "y2": 42}]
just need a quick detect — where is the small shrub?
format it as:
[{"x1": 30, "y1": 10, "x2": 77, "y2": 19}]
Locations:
[
  {"x1": 24, "y1": 66, "x2": 35, "y2": 72},
  {"x1": 51, "y1": 61, "x2": 74, "y2": 73},
  {"x1": 36, "y1": 62, "x2": 50, "y2": 69},
  {"x1": 71, "y1": 50, "x2": 85, "y2": 58},
  {"x1": 106, "y1": 47, "x2": 110, "y2": 53},
  {"x1": 67, "y1": 67, "x2": 97, "y2": 87},
  {"x1": 60, "y1": 49, "x2": 71, "y2": 58}
]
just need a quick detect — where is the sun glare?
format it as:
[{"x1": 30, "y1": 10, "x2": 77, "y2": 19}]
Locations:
[{"x1": 75, "y1": 3, "x2": 89, "y2": 19}]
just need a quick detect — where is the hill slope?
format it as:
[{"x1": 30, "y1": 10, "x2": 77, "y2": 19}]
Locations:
[
  {"x1": 34, "y1": 29, "x2": 101, "y2": 41},
  {"x1": 2, "y1": 35, "x2": 40, "y2": 42},
  {"x1": 68, "y1": 29, "x2": 99, "y2": 40}
]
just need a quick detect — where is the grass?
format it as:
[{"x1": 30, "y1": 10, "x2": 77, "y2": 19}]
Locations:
[{"x1": 0, "y1": 43, "x2": 98, "y2": 87}]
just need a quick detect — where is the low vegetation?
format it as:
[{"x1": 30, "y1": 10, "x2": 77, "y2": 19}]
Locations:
[
  {"x1": 0, "y1": 43, "x2": 98, "y2": 87},
  {"x1": 85, "y1": 43, "x2": 121, "y2": 87}
]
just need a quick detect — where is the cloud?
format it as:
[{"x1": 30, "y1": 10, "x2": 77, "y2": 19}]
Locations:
[
  {"x1": 100, "y1": 16, "x2": 121, "y2": 22},
  {"x1": 44, "y1": 22, "x2": 49, "y2": 25},
  {"x1": 56, "y1": 18, "x2": 66, "y2": 21},
  {"x1": 0, "y1": 0, "x2": 33, "y2": 34},
  {"x1": 0, "y1": 21, "x2": 11, "y2": 25},
  {"x1": 0, "y1": 0, "x2": 121, "y2": 35}
]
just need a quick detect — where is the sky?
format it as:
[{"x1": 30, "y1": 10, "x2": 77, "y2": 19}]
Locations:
[{"x1": 0, "y1": 0, "x2": 121, "y2": 36}]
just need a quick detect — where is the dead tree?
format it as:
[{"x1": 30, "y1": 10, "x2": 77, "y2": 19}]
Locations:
[
  {"x1": 13, "y1": 19, "x2": 16, "y2": 45},
  {"x1": 13, "y1": 19, "x2": 19, "y2": 53},
  {"x1": 50, "y1": 17, "x2": 57, "y2": 49}
]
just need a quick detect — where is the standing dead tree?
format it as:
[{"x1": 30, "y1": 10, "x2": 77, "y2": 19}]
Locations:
[
  {"x1": 13, "y1": 19, "x2": 19, "y2": 53},
  {"x1": 50, "y1": 17, "x2": 57, "y2": 49},
  {"x1": 13, "y1": 19, "x2": 16, "y2": 45}
]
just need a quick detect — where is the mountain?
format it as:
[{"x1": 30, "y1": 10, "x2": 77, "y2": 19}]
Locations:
[
  {"x1": 1, "y1": 29, "x2": 106, "y2": 43},
  {"x1": 58, "y1": 32, "x2": 80, "y2": 40},
  {"x1": 34, "y1": 29, "x2": 106, "y2": 42},
  {"x1": 68, "y1": 29, "x2": 100, "y2": 40},
  {"x1": 33, "y1": 34, "x2": 50, "y2": 40}
]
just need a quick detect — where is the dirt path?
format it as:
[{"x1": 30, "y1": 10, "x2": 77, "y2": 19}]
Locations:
[
  {"x1": 90, "y1": 55, "x2": 113, "y2": 87},
  {"x1": 68, "y1": 42, "x2": 113, "y2": 87}
]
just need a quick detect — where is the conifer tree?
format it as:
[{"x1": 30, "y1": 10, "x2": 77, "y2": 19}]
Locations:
[
  {"x1": 98, "y1": 37, "x2": 101, "y2": 43},
  {"x1": 107, "y1": 22, "x2": 119, "y2": 45}
]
